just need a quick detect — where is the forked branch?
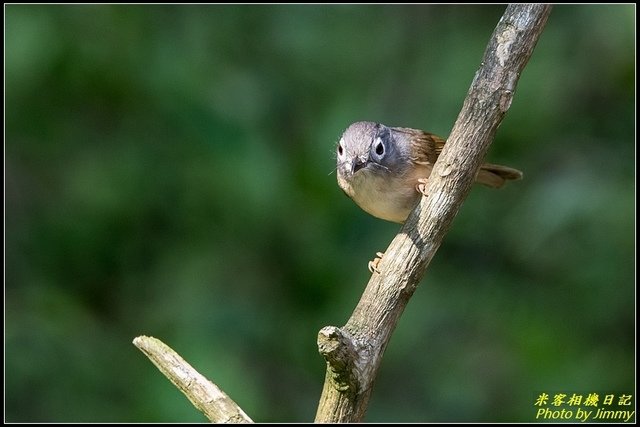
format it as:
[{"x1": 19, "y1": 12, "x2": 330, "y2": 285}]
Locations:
[{"x1": 133, "y1": 5, "x2": 551, "y2": 423}]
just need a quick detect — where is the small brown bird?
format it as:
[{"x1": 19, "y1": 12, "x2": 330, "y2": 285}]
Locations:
[{"x1": 336, "y1": 121, "x2": 522, "y2": 224}]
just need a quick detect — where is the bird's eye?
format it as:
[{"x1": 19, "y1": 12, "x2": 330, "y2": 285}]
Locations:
[{"x1": 375, "y1": 140, "x2": 384, "y2": 156}]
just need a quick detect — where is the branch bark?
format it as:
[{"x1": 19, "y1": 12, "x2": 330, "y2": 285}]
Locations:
[
  {"x1": 133, "y1": 336, "x2": 253, "y2": 423},
  {"x1": 315, "y1": 4, "x2": 552, "y2": 423}
]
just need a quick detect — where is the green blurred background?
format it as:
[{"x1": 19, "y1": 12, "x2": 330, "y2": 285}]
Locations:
[{"x1": 5, "y1": 4, "x2": 635, "y2": 422}]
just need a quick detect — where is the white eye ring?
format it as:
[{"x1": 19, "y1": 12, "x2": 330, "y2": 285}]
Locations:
[
  {"x1": 337, "y1": 138, "x2": 345, "y2": 158},
  {"x1": 374, "y1": 138, "x2": 385, "y2": 156}
]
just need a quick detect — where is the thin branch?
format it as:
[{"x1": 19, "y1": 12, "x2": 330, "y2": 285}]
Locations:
[
  {"x1": 315, "y1": 4, "x2": 552, "y2": 423},
  {"x1": 133, "y1": 335, "x2": 253, "y2": 423}
]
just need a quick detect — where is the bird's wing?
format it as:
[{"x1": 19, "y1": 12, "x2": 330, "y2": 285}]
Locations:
[{"x1": 392, "y1": 127, "x2": 445, "y2": 166}]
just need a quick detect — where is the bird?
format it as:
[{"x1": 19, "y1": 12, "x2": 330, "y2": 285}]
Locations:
[
  {"x1": 335, "y1": 121, "x2": 522, "y2": 272},
  {"x1": 336, "y1": 121, "x2": 522, "y2": 224}
]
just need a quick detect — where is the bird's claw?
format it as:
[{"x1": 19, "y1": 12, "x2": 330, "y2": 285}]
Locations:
[
  {"x1": 368, "y1": 252, "x2": 385, "y2": 274},
  {"x1": 416, "y1": 178, "x2": 430, "y2": 196}
]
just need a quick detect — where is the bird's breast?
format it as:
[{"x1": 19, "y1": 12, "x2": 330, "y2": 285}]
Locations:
[{"x1": 340, "y1": 163, "x2": 433, "y2": 223}]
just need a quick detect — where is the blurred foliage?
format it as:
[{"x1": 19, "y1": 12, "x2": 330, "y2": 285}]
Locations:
[{"x1": 5, "y1": 4, "x2": 634, "y2": 423}]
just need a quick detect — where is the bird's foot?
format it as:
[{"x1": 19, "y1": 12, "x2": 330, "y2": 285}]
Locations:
[
  {"x1": 416, "y1": 178, "x2": 429, "y2": 196},
  {"x1": 368, "y1": 252, "x2": 385, "y2": 274}
]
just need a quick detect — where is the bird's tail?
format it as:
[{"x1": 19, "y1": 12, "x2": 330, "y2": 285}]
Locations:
[{"x1": 476, "y1": 163, "x2": 523, "y2": 188}]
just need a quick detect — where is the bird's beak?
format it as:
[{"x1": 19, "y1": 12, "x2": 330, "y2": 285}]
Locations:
[{"x1": 351, "y1": 157, "x2": 367, "y2": 174}]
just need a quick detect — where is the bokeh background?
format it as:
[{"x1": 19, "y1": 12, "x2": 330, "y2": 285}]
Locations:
[{"x1": 5, "y1": 4, "x2": 635, "y2": 423}]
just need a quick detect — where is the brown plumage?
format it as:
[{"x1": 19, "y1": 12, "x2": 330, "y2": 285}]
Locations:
[{"x1": 395, "y1": 126, "x2": 523, "y2": 188}]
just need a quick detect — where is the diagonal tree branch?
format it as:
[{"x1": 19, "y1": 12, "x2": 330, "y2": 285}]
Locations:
[
  {"x1": 133, "y1": 336, "x2": 253, "y2": 423},
  {"x1": 315, "y1": 4, "x2": 552, "y2": 423}
]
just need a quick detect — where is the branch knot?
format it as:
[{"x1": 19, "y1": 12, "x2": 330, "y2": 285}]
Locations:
[{"x1": 317, "y1": 326, "x2": 360, "y2": 393}]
